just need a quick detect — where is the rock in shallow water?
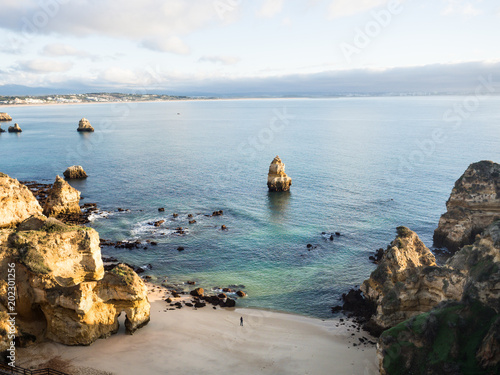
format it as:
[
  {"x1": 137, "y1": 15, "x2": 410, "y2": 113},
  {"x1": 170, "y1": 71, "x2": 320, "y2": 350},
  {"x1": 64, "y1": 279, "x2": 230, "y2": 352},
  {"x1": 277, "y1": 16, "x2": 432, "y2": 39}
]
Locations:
[
  {"x1": 63, "y1": 165, "x2": 88, "y2": 179},
  {"x1": 8, "y1": 123, "x2": 22, "y2": 132},
  {"x1": 77, "y1": 117, "x2": 94, "y2": 132},
  {"x1": 267, "y1": 156, "x2": 292, "y2": 192}
]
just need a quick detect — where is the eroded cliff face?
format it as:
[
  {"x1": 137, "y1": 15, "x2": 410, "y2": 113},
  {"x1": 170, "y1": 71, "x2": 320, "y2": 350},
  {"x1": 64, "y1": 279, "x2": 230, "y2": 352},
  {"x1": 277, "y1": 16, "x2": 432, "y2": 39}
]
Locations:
[
  {"x1": 0, "y1": 173, "x2": 42, "y2": 228},
  {"x1": 0, "y1": 173, "x2": 150, "y2": 349},
  {"x1": 434, "y1": 160, "x2": 500, "y2": 252},
  {"x1": 267, "y1": 156, "x2": 292, "y2": 192},
  {"x1": 361, "y1": 227, "x2": 465, "y2": 334},
  {"x1": 377, "y1": 221, "x2": 500, "y2": 375}
]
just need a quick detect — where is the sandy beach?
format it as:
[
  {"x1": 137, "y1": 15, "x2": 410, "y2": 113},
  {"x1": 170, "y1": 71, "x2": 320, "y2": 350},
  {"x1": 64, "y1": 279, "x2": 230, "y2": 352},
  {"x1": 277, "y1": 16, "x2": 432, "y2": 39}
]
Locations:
[{"x1": 16, "y1": 286, "x2": 378, "y2": 375}]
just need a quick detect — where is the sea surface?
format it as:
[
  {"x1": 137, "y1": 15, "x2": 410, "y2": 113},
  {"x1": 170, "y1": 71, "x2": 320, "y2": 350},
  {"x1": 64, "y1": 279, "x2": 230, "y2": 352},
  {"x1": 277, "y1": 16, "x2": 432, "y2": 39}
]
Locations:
[{"x1": 2, "y1": 97, "x2": 500, "y2": 318}]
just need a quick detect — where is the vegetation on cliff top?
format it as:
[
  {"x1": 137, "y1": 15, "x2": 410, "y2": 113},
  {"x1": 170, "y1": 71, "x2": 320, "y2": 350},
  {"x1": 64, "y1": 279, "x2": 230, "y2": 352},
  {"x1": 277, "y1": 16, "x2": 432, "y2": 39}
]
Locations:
[{"x1": 381, "y1": 301, "x2": 500, "y2": 375}]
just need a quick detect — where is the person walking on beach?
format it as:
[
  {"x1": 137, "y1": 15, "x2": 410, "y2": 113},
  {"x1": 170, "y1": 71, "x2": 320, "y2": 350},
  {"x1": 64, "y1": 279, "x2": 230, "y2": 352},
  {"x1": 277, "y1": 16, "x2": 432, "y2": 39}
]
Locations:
[{"x1": 240, "y1": 317, "x2": 243, "y2": 326}]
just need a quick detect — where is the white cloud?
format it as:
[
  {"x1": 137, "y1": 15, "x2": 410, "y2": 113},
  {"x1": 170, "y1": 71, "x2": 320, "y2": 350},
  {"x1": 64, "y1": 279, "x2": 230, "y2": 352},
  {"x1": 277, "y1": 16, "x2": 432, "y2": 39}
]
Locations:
[
  {"x1": 98, "y1": 67, "x2": 142, "y2": 85},
  {"x1": 17, "y1": 59, "x2": 73, "y2": 73},
  {"x1": 198, "y1": 55, "x2": 240, "y2": 65},
  {"x1": 141, "y1": 36, "x2": 190, "y2": 55},
  {"x1": 443, "y1": 0, "x2": 483, "y2": 16},
  {"x1": 328, "y1": 0, "x2": 389, "y2": 19},
  {"x1": 258, "y1": 0, "x2": 285, "y2": 18},
  {"x1": 41, "y1": 43, "x2": 91, "y2": 58},
  {"x1": 0, "y1": 1, "x2": 223, "y2": 54}
]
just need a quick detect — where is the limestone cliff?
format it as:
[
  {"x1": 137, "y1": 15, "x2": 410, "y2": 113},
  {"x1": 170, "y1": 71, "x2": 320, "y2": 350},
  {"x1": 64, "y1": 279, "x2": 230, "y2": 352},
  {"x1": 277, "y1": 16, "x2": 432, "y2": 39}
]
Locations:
[
  {"x1": 434, "y1": 160, "x2": 500, "y2": 252},
  {"x1": 267, "y1": 156, "x2": 292, "y2": 192},
  {"x1": 0, "y1": 173, "x2": 42, "y2": 228},
  {"x1": 7, "y1": 123, "x2": 22, "y2": 133},
  {"x1": 0, "y1": 113, "x2": 12, "y2": 122},
  {"x1": 77, "y1": 118, "x2": 94, "y2": 132},
  {"x1": 43, "y1": 176, "x2": 82, "y2": 218},
  {"x1": 360, "y1": 227, "x2": 465, "y2": 334},
  {"x1": 0, "y1": 173, "x2": 150, "y2": 349},
  {"x1": 63, "y1": 165, "x2": 88, "y2": 179},
  {"x1": 377, "y1": 221, "x2": 500, "y2": 375}
]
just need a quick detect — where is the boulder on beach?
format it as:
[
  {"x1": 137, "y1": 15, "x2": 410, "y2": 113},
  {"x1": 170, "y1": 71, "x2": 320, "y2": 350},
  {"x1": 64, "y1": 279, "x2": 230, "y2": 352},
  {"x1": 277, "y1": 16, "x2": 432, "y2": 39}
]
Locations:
[
  {"x1": 63, "y1": 165, "x2": 88, "y2": 179},
  {"x1": 8, "y1": 123, "x2": 22, "y2": 133},
  {"x1": 77, "y1": 118, "x2": 95, "y2": 132},
  {"x1": 267, "y1": 156, "x2": 292, "y2": 192},
  {"x1": 0, "y1": 112, "x2": 12, "y2": 121}
]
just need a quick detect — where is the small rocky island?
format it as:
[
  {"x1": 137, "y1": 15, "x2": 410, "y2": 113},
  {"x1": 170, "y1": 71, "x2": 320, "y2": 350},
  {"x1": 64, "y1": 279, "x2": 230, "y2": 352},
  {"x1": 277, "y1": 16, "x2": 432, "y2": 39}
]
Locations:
[
  {"x1": 63, "y1": 165, "x2": 88, "y2": 179},
  {"x1": 0, "y1": 112, "x2": 12, "y2": 121},
  {"x1": 267, "y1": 156, "x2": 292, "y2": 192},
  {"x1": 7, "y1": 123, "x2": 22, "y2": 133},
  {"x1": 0, "y1": 172, "x2": 150, "y2": 350},
  {"x1": 77, "y1": 117, "x2": 94, "y2": 132}
]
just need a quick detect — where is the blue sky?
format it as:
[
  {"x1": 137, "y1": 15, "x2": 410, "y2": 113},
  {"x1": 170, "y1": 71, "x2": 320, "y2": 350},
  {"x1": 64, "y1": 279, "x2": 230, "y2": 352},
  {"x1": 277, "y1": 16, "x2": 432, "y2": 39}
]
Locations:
[{"x1": 0, "y1": 0, "x2": 499, "y2": 95}]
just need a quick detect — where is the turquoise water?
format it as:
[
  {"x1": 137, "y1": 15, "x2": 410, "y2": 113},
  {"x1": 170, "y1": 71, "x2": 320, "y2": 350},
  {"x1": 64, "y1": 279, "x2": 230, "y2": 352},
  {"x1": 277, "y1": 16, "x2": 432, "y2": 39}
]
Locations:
[{"x1": 2, "y1": 97, "x2": 500, "y2": 318}]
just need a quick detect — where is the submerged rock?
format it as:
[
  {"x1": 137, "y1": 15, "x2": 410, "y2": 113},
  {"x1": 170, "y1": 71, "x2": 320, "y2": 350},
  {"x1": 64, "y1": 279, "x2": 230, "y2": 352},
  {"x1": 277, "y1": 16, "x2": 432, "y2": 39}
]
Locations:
[
  {"x1": 8, "y1": 123, "x2": 22, "y2": 132},
  {"x1": 434, "y1": 160, "x2": 500, "y2": 252},
  {"x1": 267, "y1": 156, "x2": 292, "y2": 192},
  {"x1": 0, "y1": 112, "x2": 12, "y2": 121},
  {"x1": 43, "y1": 176, "x2": 82, "y2": 218},
  {"x1": 77, "y1": 117, "x2": 94, "y2": 132},
  {"x1": 63, "y1": 165, "x2": 88, "y2": 179}
]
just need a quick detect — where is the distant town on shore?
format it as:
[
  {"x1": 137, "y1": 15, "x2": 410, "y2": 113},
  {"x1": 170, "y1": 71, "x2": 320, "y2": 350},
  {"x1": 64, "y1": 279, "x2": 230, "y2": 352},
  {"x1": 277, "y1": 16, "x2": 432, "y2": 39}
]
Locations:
[{"x1": 0, "y1": 93, "x2": 195, "y2": 105}]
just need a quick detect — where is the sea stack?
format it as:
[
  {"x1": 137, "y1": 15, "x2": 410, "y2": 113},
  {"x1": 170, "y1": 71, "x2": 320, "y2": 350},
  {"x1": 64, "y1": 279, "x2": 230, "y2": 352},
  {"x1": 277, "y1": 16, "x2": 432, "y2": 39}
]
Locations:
[
  {"x1": 433, "y1": 160, "x2": 500, "y2": 252},
  {"x1": 0, "y1": 126, "x2": 5, "y2": 133},
  {"x1": 267, "y1": 156, "x2": 292, "y2": 192},
  {"x1": 8, "y1": 123, "x2": 22, "y2": 133},
  {"x1": 0, "y1": 112, "x2": 12, "y2": 121},
  {"x1": 43, "y1": 175, "x2": 82, "y2": 217},
  {"x1": 64, "y1": 165, "x2": 88, "y2": 179},
  {"x1": 77, "y1": 117, "x2": 94, "y2": 132}
]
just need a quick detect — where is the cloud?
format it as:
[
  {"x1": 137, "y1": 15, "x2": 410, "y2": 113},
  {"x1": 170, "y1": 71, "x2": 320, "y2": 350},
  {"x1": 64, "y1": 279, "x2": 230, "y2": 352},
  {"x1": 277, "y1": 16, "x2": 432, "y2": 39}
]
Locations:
[
  {"x1": 0, "y1": 1, "x2": 219, "y2": 36},
  {"x1": 328, "y1": 0, "x2": 389, "y2": 19},
  {"x1": 41, "y1": 43, "x2": 92, "y2": 58},
  {"x1": 17, "y1": 59, "x2": 73, "y2": 73},
  {"x1": 443, "y1": 0, "x2": 483, "y2": 16},
  {"x1": 258, "y1": 0, "x2": 285, "y2": 18},
  {"x1": 198, "y1": 55, "x2": 240, "y2": 65},
  {"x1": 141, "y1": 36, "x2": 190, "y2": 55}
]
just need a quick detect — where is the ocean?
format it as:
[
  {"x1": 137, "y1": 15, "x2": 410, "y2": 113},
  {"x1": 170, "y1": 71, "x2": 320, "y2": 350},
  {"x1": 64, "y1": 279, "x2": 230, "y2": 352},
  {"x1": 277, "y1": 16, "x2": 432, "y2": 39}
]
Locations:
[{"x1": 2, "y1": 97, "x2": 500, "y2": 318}]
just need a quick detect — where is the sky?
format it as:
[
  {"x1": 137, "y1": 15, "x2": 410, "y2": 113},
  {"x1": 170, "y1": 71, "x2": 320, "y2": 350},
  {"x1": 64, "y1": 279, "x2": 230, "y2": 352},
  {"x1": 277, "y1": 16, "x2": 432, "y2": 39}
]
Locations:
[{"x1": 0, "y1": 0, "x2": 500, "y2": 95}]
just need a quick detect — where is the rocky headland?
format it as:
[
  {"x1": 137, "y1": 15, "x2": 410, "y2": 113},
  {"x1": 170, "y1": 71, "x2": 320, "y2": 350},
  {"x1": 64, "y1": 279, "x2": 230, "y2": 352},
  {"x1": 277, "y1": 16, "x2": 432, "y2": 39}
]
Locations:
[
  {"x1": 0, "y1": 173, "x2": 150, "y2": 352},
  {"x1": 63, "y1": 165, "x2": 88, "y2": 179},
  {"x1": 77, "y1": 118, "x2": 94, "y2": 132},
  {"x1": 339, "y1": 161, "x2": 500, "y2": 374},
  {"x1": 267, "y1": 156, "x2": 292, "y2": 192},
  {"x1": 434, "y1": 160, "x2": 500, "y2": 252},
  {"x1": 0, "y1": 113, "x2": 12, "y2": 122},
  {"x1": 7, "y1": 123, "x2": 22, "y2": 133}
]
